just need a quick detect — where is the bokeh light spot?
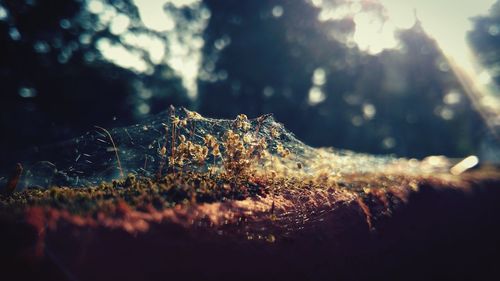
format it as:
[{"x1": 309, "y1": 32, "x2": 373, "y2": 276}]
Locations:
[
  {"x1": 308, "y1": 86, "x2": 326, "y2": 106},
  {"x1": 272, "y1": 6, "x2": 284, "y2": 18},
  {"x1": 19, "y1": 87, "x2": 37, "y2": 98}
]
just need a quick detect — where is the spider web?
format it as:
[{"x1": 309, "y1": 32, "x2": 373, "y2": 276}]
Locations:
[{"x1": 0, "y1": 107, "x2": 451, "y2": 190}]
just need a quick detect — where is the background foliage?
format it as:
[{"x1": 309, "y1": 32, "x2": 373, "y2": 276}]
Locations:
[{"x1": 0, "y1": 0, "x2": 498, "y2": 161}]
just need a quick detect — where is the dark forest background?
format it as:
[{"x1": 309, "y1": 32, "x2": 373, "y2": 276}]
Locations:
[{"x1": 0, "y1": 0, "x2": 499, "y2": 161}]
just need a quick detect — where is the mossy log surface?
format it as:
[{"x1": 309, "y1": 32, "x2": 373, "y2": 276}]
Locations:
[{"x1": 0, "y1": 166, "x2": 499, "y2": 281}]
